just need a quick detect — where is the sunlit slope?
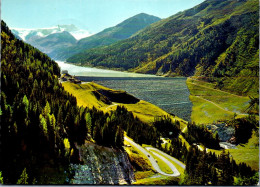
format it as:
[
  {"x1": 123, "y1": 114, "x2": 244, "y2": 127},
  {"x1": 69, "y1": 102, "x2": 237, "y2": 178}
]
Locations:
[
  {"x1": 186, "y1": 78, "x2": 251, "y2": 124},
  {"x1": 228, "y1": 131, "x2": 259, "y2": 171},
  {"x1": 206, "y1": 131, "x2": 259, "y2": 171},
  {"x1": 186, "y1": 78, "x2": 259, "y2": 170},
  {"x1": 62, "y1": 82, "x2": 186, "y2": 126},
  {"x1": 67, "y1": 0, "x2": 259, "y2": 96}
]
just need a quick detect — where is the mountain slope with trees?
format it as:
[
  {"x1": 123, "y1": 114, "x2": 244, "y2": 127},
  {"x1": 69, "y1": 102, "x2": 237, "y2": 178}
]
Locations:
[
  {"x1": 0, "y1": 20, "x2": 159, "y2": 184},
  {"x1": 52, "y1": 13, "x2": 161, "y2": 60},
  {"x1": 1, "y1": 20, "x2": 80, "y2": 184},
  {"x1": 67, "y1": 0, "x2": 259, "y2": 96}
]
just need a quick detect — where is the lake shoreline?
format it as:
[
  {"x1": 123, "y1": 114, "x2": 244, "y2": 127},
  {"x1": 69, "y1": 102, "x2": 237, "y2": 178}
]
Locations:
[
  {"x1": 57, "y1": 61, "x2": 192, "y2": 121},
  {"x1": 57, "y1": 61, "x2": 156, "y2": 77},
  {"x1": 62, "y1": 61, "x2": 186, "y2": 79}
]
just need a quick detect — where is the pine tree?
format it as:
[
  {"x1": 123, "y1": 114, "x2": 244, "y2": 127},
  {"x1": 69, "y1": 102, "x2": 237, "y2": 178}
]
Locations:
[
  {"x1": 211, "y1": 168, "x2": 218, "y2": 185},
  {"x1": 43, "y1": 102, "x2": 51, "y2": 118},
  {"x1": 217, "y1": 150, "x2": 233, "y2": 185},
  {"x1": 22, "y1": 95, "x2": 29, "y2": 117},
  {"x1": 0, "y1": 171, "x2": 4, "y2": 184},
  {"x1": 17, "y1": 168, "x2": 29, "y2": 185},
  {"x1": 85, "y1": 112, "x2": 92, "y2": 134},
  {"x1": 94, "y1": 123, "x2": 102, "y2": 145},
  {"x1": 57, "y1": 107, "x2": 64, "y2": 127},
  {"x1": 115, "y1": 126, "x2": 124, "y2": 148},
  {"x1": 39, "y1": 114, "x2": 48, "y2": 136},
  {"x1": 63, "y1": 138, "x2": 71, "y2": 157}
]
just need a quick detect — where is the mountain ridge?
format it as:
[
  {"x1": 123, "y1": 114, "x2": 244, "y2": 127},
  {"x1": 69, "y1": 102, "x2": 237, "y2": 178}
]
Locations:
[
  {"x1": 67, "y1": 0, "x2": 259, "y2": 96},
  {"x1": 52, "y1": 13, "x2": 161, "y2": 60},
  {"x1": 11, "y1": 24, "x2": 91, "y2": 60},
  {"x1": 27, "y1": 31, "x2": 77, "y2": 54}
]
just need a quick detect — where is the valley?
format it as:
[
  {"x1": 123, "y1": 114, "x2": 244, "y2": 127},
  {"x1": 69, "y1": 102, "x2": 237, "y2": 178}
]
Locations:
[
  {"x1": 60, "y1": 65, "x2": 258, "y2": 184},
  {"x1": 57, "y1": 61, "x2": 192, "y2": 121},
  {"x1": 60, "y1": 75, "x2": 187, "y2": 184},
  {"x1": 1, "y1": 0, "x2": 259, "y2": 185},
  {"x1": 66, "y1": 0, "x2": 259, "y2": 98}
]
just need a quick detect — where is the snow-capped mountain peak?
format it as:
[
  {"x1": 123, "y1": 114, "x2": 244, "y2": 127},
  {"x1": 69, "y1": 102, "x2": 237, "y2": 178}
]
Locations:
[
  {"x1": 70, "y1": 30, "x2": 93, "y2": 40},
  {"x1": 11, "y1": 24, "x2": 92, "y2": 41}
]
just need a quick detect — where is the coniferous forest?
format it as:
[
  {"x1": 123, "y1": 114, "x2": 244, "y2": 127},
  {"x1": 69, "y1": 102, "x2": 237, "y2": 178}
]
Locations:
[
  {"x1": 1, "y1": 19, "x2": 259, "y2": 185},
  {"x1": 0, "y1": 0, "x2": 259, "y2": 185},
  {"x1": 0, "y1": 21, "x2": 160, "y2": 184}
]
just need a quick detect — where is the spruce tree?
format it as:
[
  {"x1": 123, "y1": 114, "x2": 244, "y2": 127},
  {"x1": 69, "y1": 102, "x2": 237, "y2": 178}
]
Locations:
[
  {"x1": 0, "y1": 171, "x2": 3, "y2": 184},
  {"x1": 217, "y1": 150, "x2": 233, "y2": 185},
  {"x1": 17, "y1": 168, "x2": 29, "y2": 185}
]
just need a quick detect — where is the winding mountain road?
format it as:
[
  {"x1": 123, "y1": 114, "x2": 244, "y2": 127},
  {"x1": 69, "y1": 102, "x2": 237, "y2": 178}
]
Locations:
[
  {"x1": 125, "y1": 136, "x2": 184, "y2": 177},
  {"x1": 104, "y1": 103, "x2": 119, "y2": 110},
  {"x1": 145, "y1": 147, "x2": 185, "y2": 170}
]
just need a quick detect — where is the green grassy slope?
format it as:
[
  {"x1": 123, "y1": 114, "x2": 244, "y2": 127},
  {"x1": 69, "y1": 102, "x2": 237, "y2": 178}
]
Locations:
[
  {"x1": 207, "y1": 131, "x2": 259, "y2": 171},
  {"x1": 63, "y1": 82, "x2": 187, "y2": 184},
  {"x1": 67, "y1": 0, "x2": 259, "y2": 96},
  {"x1": 187, "y1": 78, "x2": 250, "y2": 124},
  {"x1": 187, "y1": 77, "x2": 259, "y2": 170},
  {"x1": 62, "y1": 82, "x2": 186, "y2": 126},
  {"x1": 228, "y1": 131, "x2": 259, "y2": 170}
]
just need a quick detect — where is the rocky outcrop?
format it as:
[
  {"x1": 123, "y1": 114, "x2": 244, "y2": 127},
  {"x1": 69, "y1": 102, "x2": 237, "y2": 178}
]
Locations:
[
  {"x1": 69, "y1": 142, "x2": 135, "y2": 184},
  {"x1": 207, "y1": 123, "x2": 235, "y2": 142}
]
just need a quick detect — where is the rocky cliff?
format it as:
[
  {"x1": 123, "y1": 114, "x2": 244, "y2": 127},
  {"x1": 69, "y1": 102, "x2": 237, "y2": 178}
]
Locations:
[{"x1": 69, "y1": 142, "x2": 135, "y2": 184}]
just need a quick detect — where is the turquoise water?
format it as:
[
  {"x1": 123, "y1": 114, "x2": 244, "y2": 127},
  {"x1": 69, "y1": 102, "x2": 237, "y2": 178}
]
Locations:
[{"x1": 57, "y1": 61, "x2": 156, "y2": 77}]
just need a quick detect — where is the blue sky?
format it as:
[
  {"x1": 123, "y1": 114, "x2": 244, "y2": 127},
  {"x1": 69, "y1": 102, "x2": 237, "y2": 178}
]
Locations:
[{"x1": 2, "y1": 0, "x2": 204, "y2": 34}]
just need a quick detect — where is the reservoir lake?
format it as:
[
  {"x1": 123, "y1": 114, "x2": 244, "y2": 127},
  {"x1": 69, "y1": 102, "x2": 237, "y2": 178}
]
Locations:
[{"x1": 57, "y1": 61, "x2": 192, "y2": 121}]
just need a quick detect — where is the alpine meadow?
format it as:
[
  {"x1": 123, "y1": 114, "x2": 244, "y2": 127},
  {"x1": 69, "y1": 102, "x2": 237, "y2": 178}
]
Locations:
[{"x1": 0, "y1": 0, "x2": 259, "y2": 185}]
